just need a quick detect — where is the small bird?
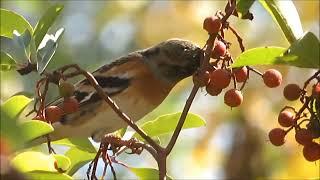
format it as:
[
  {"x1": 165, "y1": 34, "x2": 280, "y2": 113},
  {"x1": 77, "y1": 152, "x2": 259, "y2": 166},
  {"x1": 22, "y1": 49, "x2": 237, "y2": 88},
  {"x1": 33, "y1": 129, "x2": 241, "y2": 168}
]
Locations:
[{"x1": 33, "y1": 39, "x2": 202, "y2": 145}]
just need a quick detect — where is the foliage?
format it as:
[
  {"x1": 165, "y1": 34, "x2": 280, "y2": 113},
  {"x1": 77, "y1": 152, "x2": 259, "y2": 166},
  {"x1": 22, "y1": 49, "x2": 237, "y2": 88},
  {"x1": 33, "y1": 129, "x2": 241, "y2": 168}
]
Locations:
[{"x1": 0, "y1": 1, "x2": 319, "y2": 179}]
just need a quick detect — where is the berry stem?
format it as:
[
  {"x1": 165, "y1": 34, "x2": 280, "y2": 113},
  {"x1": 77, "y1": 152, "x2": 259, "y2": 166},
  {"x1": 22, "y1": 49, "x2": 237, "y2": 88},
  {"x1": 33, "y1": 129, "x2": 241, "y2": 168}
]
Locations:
[{"x1": 247, "y1": 66, "x2": 263, "y2": 76}]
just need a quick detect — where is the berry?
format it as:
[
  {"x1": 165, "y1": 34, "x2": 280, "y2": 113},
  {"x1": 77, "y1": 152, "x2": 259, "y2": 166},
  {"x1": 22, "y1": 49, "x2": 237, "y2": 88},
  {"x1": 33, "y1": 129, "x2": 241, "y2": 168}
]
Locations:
[
  {"x1": 63, "y1": 97, "x2": 79, "y2": 114},
  {"x1": 203, "y1": 16, "x2": 222, "y2": 34},
  {"x1": 193, "y1": 71, "x2": 210, "y2": 87},
  {"x1": 0, "y1": 137, "x2": 11, "y2": 156},
  {"x1": 233, "y1": 66, "x2": 248, "y2": 83},
  {"x1": 283, "y1": 84, "x2": 301, "y2": 101},
  {"x1": 212, "y1": 41, "x2": 227, "y2": 58},
  {"x1": 278, "y1": 111, "x2": 294, "y2": 127},
  {"x1": 312, "y1": 83, "x2": 320, "y2": 97},
  {"x1": 262, "y1": 69, "x2": 282, "y2": 88},
  {"x1": 59, "y1": 81, "x2": 75, "y2": 98},
  {"x1": 45, "y1": 106, "x2": 63, "y2": 123},
  {"x1": 224, "y1": 89, "x2": 243, "y2": 107},
  {"x1": 210, "y1": 69, "x2": 231, "y2": 89},
  {"x1": 303, "y1": 142, "x2": 320, "y2": 162},
  {"x1": 268, "y1": 128, "x2": 286, "y2": 146},
  {"x1": 295, "y1": 128, "x2": 313, "y2": 145},
  {"x1": 206, "y1": 82, "x2": 222, "y2": 96}
]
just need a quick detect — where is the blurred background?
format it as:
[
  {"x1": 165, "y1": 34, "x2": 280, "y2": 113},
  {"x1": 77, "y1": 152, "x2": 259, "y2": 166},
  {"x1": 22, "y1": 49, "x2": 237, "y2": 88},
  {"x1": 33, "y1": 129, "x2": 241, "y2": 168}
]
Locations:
[{"x1": 1, "y1": 0, "x2": 319, "y2": 179}]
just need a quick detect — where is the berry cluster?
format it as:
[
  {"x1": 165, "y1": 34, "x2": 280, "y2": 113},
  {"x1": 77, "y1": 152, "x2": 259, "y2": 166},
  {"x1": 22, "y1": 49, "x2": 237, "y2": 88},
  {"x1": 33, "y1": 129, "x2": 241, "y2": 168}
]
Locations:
[
  {"x1": 194, "y1": 15, "x2": 283, "y2": 108},
  {"x1": 268, "y1": 71, "x2": 320, "y2": 162},
  {"x1": 34, "y1": 81, "x2": 79, "y2": 123}
]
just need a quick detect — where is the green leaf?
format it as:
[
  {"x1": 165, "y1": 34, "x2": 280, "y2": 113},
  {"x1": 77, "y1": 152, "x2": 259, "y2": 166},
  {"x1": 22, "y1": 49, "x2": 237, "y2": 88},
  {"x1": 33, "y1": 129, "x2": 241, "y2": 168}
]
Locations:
[
  {"x1": 53, "y1": 154, "x2": 71, "y2": 172},
  {"x1": 277, "y1": 32, "x2": 320, "y2": 68},
  {"x1": 1, "y1": 30, "x2": 31, "y2": 64},
  {"x1": 258, "y1": 0, "x2": 303, "y2": 44},
  {"x1": 26, "y1": 171, "x2": 72, "y2": 180},
  {"x1": 33, "y1": 4, "x2": 64, "y2": 48},
  {"x1": 236, "y1": 0, "x2": 255, "y2": 19},
  {"x1": 1, "y1": 95, "x2": 33, "y2": 119},
  {"x1": 20, "y1": 120, "x2": 54, "y2": 143},
  {"x1": 232, "y1": 47, "x2": 286, "y2": 68},
  {"x1": 129, "y1": 167, "x2": 173, "y2": 180},
  {"x1": 134, "y1": 112, "x2": 206, "y2": 140},
  {"x1": 53, "y1": 138, "x2": 96, "y2": 153},
  {"x1": 0, "y1": 108, "x2": 23, "y2": 150},
  {"x1": 0, "y1": 9, "x2": 33, "y2": 37},
  {"x1": 65, "y1": 147, "x2": 96, "y2": 176},
  {"x1": 113, "y1": 127, "x2": 128, "y2": 138},
  {"x1": 11, "y1": 151, "x2": 57, "y2": 172},
  {"x1": 37, "y1": 28, "x2": 64, "y2": 74},
  {"x1": 0, "y1": 51, "x2": 16, "y2": 71},
  {"x1": 232, "y1": 32, "x2": 320, "y2": 69}
]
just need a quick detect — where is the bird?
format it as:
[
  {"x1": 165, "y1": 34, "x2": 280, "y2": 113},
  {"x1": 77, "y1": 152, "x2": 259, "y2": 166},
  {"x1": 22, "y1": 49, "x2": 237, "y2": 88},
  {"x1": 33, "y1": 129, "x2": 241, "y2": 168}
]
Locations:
[{"x1": 31, "y1": 38, "x2": 202, "y2": 145}]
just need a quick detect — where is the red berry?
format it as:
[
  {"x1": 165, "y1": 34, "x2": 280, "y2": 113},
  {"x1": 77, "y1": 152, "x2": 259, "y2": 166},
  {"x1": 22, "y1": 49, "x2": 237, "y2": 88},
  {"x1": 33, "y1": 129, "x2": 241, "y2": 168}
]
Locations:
[
  {"x1": 203, "y1": 16, "x2": 222, "y2": 34},
  {"x1": 312, "y1": 83, "x2": 320, "y2": 97},
  {"x1": 283, "y1": 84, "x2": 301, "y2": 101},
  {"x1": 278, "y1": 111, "x2": 294, "y2": 127},
  {"x1": 206, "y1": 82, "x2": 222, "y2": 96},
  {"x1": 212, "y1": 41, "x2": 226, "y2": 58},
  {"x1": 233, "y1": 66, "x2": 248, "y2": 83},
  {"x1": 63, "y1": 97, "x2": 79, "y2": 114},
  {"x1": 262, "y1": 69, "x2": 282, "y2": 88},
  {"x1": 193, "y1": 71, "x2": 210, "y2": 87},
  {"x1": 210, "y1": 69, "x2": 231, "y2": 89},
  {"x1": 295, "y1": 128, "x2": 313, "y2": 145},
  {"x1": 303, "y1": 142, "x2": 320, "y2": 162},
  {"x1": 224, "y1": 89, "x2": 243, "y2": 107},
  {"x1": 45, "y1": 106, "x2": 63, "y2": 123},
  {"x1": 268, "y1": 128, "x2": 286, "y2": 146}
]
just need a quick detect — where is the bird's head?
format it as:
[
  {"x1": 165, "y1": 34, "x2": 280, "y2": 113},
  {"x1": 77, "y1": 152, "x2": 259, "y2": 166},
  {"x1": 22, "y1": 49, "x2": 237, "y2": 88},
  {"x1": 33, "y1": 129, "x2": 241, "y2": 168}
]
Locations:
[{"x1": 141, "y1": 39, "x2": 203, "y2": 85}]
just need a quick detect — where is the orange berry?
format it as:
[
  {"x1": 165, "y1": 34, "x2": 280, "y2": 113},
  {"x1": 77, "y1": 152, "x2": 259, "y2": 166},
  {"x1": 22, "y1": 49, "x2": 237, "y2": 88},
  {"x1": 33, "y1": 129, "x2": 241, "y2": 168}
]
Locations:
[
  {"x1": 233, "y1": 66, "x2": 248, "y2": 83},
  {"x1": 63, "y1": 97, "x2": 79, "y2": 114},
  {"x1": 212, "y1": 41, "x2": 226, "y2": 58},
  {"x1": 224, "y1": 89, "x2": 243, "y2": 107},
  {"x1": 206, "y1": 82, "x2": 222, "y2": 96},
  {"x1": 278, "y1": 111, "x2": 294, "y2": 127},
  {"x1": 45, "y1": 106, "x2": 63, "y2": 123},
  {"x1": 303, "y1": 142, "x2": 320, "y2": 162},
  {"x1": 193, "y1": 71, "x2": 210, "y2": 87},
  {"x1": 283, "y1": 84, "x2": 301, "y2": 101},
  {"x1": 203, "y1": 16, "x2": 222, "y2": 34},
  {"x1": 210, "y1": 69, "x2": 231, "y2": 89},
  {"x1": 312, "y1": 83, "x2": 320, "y2": 97},
  {"x1": 295, "y1": 128, "x2": 313, "y2": 146},
  {"x1": 268, "y1": 128, "x2": 286, "y2": 146},
  {"x1": 262, "y1": 69, "x2": 282, "y2": 88}
]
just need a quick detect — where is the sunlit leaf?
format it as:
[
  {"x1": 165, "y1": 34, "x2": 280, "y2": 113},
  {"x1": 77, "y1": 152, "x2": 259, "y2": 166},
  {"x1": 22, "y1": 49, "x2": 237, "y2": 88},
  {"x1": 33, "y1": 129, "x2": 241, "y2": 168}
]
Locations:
[
  {"x1": 134, "y1": 112, "x2": 206, "y2": 140},
  {"x1": 129, "y1": 167, "x2": 173, "y2": 180},
  {"x1": 33, "y1": 4, "x2": 64, "y2": 48},
  {"x1": 37, "y1": 28, "x2": 64, "y2": 74},
  {"x1": 1, "y1": 95, "x2": 33, "y2": 119},
  {"x1": 259, "y1": 0, "x2": 303, "y2": 44},
  {"x1": 0, "y1": 9, "x2": 33, "y2": 37},
  {"x1": 64, "y1": 147, "x2": 96, "y2": 176},
  {"x1": 232, "y1": 47, "x2": 286, "y2": 68},
  {"x1": 53, "y1": 138, "x2": 96, "y2": 153},
  {"x1": 11, "y1": 151, "x2": 56, "y2": 172},
  {"x1": 53, "y1": 154, "x2": 71, "y2": 172},
  {"x1": 233, "y1": 32, "x2": 319, "y2": 69},
  {"x1": 26, "y1": 171, "x2": 72, "y2": 180},
  {"x1": 20, "y1": 120, "x2": 54, "y2": 142}
]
